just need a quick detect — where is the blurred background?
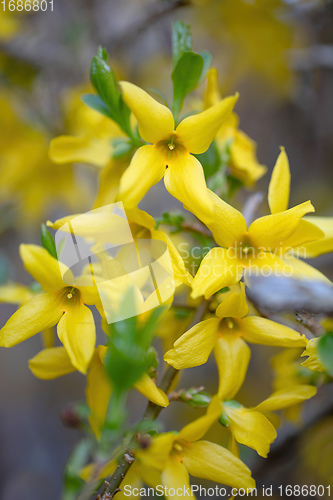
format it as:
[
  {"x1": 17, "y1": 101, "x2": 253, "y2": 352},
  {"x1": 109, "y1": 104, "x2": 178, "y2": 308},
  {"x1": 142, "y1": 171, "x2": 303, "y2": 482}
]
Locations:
[{"x1": 0, "y1": 0, "x2": 333, "y2": 498}]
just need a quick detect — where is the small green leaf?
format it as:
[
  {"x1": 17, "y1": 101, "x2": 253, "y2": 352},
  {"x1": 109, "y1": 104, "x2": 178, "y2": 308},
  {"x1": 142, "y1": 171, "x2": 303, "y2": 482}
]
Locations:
[
  {"x1": 195, "y1": 140, "x2": 221, "y2": 179},
  {"x1": 172, "y1": 51, "x2": 204, "y2": 120},
  {"x1": 91, "y1": 55, "x2": 120, "y2": 118},
  {"x1": 41, "y1": 223, "x2": 57, "y2": 259},
  {"x1": 172, "y1": 21, "x2": 192, "y2": 69},
  {"x1": 188, "y1": 392, "x2": 212, "y2": 408},
  {"x1": 81, "y1": 93, "x2": 113, "y2": 120},
  {"x1": 218, "y1": 410, "x2": 230, "y2": 427},
  {"x1": 318, "y1": 333, "x2": 333, "y2": 376}
]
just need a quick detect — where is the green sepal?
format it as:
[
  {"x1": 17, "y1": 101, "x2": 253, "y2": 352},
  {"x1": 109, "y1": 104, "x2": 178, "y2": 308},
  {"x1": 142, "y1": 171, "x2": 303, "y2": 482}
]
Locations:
[
  {"x1": 318, "y1": 332, "x2": 333, "y2": 376},
  {"x1": 41, "y1": 223, "x2": 57, "y2": 259}
]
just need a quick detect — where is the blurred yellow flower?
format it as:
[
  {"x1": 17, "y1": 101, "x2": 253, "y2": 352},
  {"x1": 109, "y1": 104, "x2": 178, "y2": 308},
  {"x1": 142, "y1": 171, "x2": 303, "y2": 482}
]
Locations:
[
  {"x1": 204, "y1": 68, "x2": 267, "y2": 185},
  {"x1": 0, "y1": 93, "x2": 87, "y2": 222}
]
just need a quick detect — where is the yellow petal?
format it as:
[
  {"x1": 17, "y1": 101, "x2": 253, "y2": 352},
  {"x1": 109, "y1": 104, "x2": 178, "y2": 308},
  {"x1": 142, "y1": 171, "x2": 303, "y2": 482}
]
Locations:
[
  {"x1": 164, "y1": 153, "x2": 213, "y2": 221},
  {"x1": 93, "y1": 158, "x2": 127, "y2": 208},
  {"x1": 126, "y1": 206, "x2": 155, "y2": 232},
  {"x1": 191, "y1": 247, "x2": 243, "y2": 300},
  {"x1": 137, "y1": 433, "x2": 176, "y2": 471},
  {"x1": 176, "y1": 94, "x2": 238, "y2": 154},
  {"x1": 49, "y1": 135, "x2": 112, "y2": 167},
  {"x1": 86, "y1": 361, "x2": 112, "y2": 439},
  {"x1": 204, "y1": 190, "x2": 247, "y2": 247},
  {"x1": 248, "y1": 201, "x2": 315, "y2": 250},
  {"x1": 164, "y1": 318, "x2": 219, "y2": 370},
  {"x1": 240, "y1": 316, "x2": 308, "y2": 347},
  {"x1": 178, "y1": 396, "x2": 222, "y2": 442},
  {"x1": 161, "y1": 458, "x2": 194, "y2": 500},
  {"x1": 216, "y1": 282, "x2": 249, "y2": 319},
  {"x1": 214, "y1": 335, "x2": 251, "y2": 400},
  {"x1": 254, "y1": 385, "x2": 317, "y2": 412},
  {"x1": 182, "y1": 440, "x2": 256, "y2": 490},
  {"x1": 119, "y1": 81, "x2": 174, "y2": 143},
  {"x1": 152, "y1": 230, "x2": 193, "y2": 287},
  {"x1": 0, "y1": 282, "x2": 33, "y2": 305},
  {"x1": 117, "y1": 145, "x2": 165, "y2": 208},
  {"x1": 134, "y1": 373, "x2": 169, "y2": 407},
  {"x1": 224, "y1": 406, "x2": 276, "y2": 458},
  {"x1": 246, "y1": 251, "x2": 296, "y2": 279},
  {"x1": 20, "y1": 244, "x2": 70, "y2": 293},
  {"x1": 203, "y1": 68, "x2": 221, "y2": 109},
  {"x1": 57, "y1": 303, "x2": 96, "y2": 373},
  {"x1": 0, "y1": 293, "x2": 62, "y2": 347},
  {"x1": 303, "y1": 216, "x2": 333, "y2": 257},
  {"x1": 268, "y1": 147, "x2": 290, "y2": 214},
  {"x1": 281, "y1": 255, "x2": 332, "y2": 283},
  {"x1": 42, "y1": 327, "x2": 55, "y2": 348},
  {"x1": 301, "y1": 338, "x2": 326, "y2": 373},
  {"x1": 281, "y1": 219, "x2": 324, "y2": 250},
  {"x1": 29, "y1": 346, "x2": 76, "y2": 379},
  {"x1": 228, "y1": 130, "x2": 267, "y2": 186}
]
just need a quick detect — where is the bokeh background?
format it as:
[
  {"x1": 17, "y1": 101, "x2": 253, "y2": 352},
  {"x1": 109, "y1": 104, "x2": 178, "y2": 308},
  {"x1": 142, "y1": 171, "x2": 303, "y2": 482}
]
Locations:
[{"x1": 0, "y1": 0, "x2": 333, "y2": 498}]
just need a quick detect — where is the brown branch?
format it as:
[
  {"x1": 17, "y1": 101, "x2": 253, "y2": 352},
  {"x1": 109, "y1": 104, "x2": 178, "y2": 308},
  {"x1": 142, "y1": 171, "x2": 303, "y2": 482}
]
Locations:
[{"x1": 104, "y1": 0, "x2": 192, "y2": 52}]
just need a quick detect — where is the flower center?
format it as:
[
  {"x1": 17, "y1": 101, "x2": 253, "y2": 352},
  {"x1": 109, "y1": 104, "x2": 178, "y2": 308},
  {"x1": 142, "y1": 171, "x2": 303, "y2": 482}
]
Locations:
[
  {"x1": 56, "y1": 286, "x2": 81, "y2": 309},
  {"x1": 156, "y1": 134, "x2": 186, "y2": 161}
]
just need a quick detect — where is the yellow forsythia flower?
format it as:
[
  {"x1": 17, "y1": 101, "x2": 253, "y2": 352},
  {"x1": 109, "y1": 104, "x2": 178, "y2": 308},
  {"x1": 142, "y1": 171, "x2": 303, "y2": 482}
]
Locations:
[
  {"x1": 137, "y1": 397, "x2": 255, "y2": 492},
  {"x1": 0, "y1": 245, "x2": 102, "y2": 373},
  {"x1": 117, "y1": 81, "x2": 238, "y2": 218},
  {"x1": 165, "y1": 283, "x2": 307, "y2": 372},
  {"x1": 191, "y1": 148, "x2": 327, "y2": 299}
]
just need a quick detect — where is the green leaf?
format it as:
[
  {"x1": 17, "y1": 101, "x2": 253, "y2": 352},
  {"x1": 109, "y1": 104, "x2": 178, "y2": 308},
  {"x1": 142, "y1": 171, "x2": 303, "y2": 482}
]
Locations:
[
  {"x1": 81, "y1": 93, "x2": 113, "y2": 120},
  {"x1": 41, "y1": 223, "x2": 57, "y2": 259},
  {"x1": 172, "y1": 21, "x2": 192, "y2": 69},
  {"x1": 90, "y1": 55, "x2": 120, "y2": 118},
  {"x1": 104, "y1": 289, "x2": 153, "y2": 394},
  {"x1": 155, "y1": 211, "x2": 185, "y2": 232},
  {"x1": 172, "y1": 51, "x2": 204, "y2": 120},
  {"x1": 195, "y1": 140, "x2": 221, "y2": 179},
  {"x1": 318, "y1": 333, "x2": 333, "y2": 376}
]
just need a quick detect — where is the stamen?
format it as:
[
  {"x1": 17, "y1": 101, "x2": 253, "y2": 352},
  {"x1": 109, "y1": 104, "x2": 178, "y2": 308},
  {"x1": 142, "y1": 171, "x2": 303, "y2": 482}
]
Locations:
[
  {"x1": 227, "y1": 319, "x2": 234, "y2": 329},
  {"x1": 174, "y1": 443, "x2": 183, "y2": 452}
]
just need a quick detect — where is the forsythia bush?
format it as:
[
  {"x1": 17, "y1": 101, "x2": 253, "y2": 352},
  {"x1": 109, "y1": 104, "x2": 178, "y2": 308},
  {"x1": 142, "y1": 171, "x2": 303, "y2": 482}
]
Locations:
[{"x1": 1, "y1": 21, "x2": 333, "y2": 500}]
